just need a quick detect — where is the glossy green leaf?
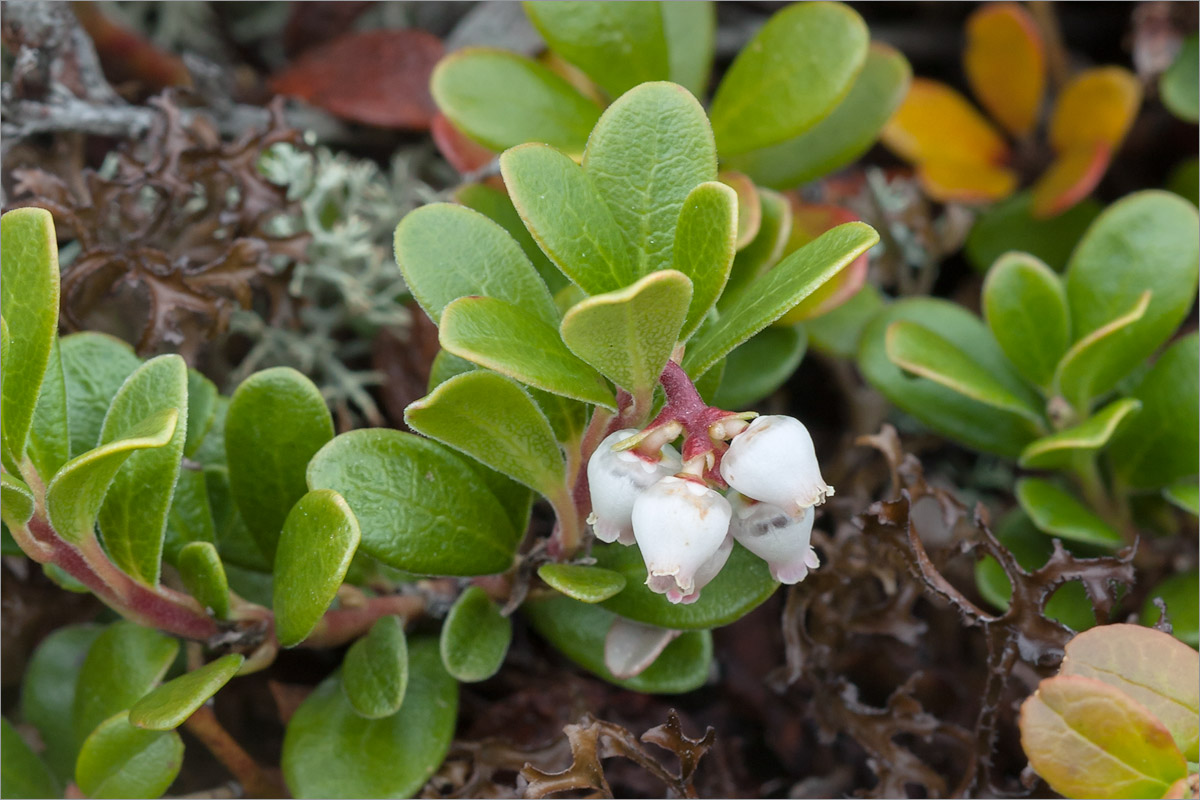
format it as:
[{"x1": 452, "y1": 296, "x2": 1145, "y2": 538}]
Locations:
[
  {"x1": 1161, "y1": 34, "x2": 1199, "y2": 123},
  {"x1": 726, "y1": 42, "x2": 911, "y2": 188},
  {"x1": 683, "y1": 222, "x2": 878, "y2": 379},
  {"x1": 19, "y1": 624, "x2": 102, "y2": 780},
  {"x1": 530, "y1": 387, "x2": 588, "y2": 445},
  {"x1": 129, "y1": 654, "x2": 244, "y2": 730},
  {"x1": 594, "y1": 541, "x2": 777, "y2": 629},
  {"x1": 1054, "y1": 291, "x2": 1152, "y2": 412},
  {"x1": 46, "y1": 408, "x2": 177, "y2": 547},
  {"x1": 28, "y1": 337, "x2": 69, "y2": 481},
  {"x1": 440, "y1": 295, "x2": 616, "y2": 408},
  {"x1": 661, "y1": 1, "x2": 714, "y2": 96},
  {"x1": 807, "y1": 283, "x2": 884, "y2": 358},
  {"x1": 342, "y1": 616, "x2": 408, "y2": 719},
  {"x1": 1141, "y1": 569, "x2": 1199, "y2": 649},
  {"x1": 60, "y1": 332, "x2": 143, "y2": 459},
  {"x1": 2, "y1": 717, "x2": 57, "y2": 799},
  {"x1": 97, "y1": 355, "x2": 188, "y2": 585},
  {"x1": 719, "y1": 188, "x2": 792, "y2": 309},
  {"x1": 1, "y1": 472, "x2": 34, "y2": 529},
  {"x1": 524, "y1": 2, "x2": 669, "y2": 98},
  {"x1": 966, "y1": 192, "x2": 1101, "y2": 274},
  {"x1": 72, "y1": 621, "x2": 179, "y2": 749},
  {"x1": 226, "y1": 367, "x2": 334, "y2": 560},
  {"x1": 885, "y1": 320, "x2": 1045, "y2": 424},
  {"x1": 177, "y1": 541, "x2": 230, "y2": 620},
  {"x1": 282, "y1": 639, "x2": 457, "y2": 800},
  {"x1": 672, "y1": 180, "x2": 739, "y2": 339},
  {"x1": 501, "y1": 143, "x2": 636, "y2": 294},
  {"x1": 1061, "y1": 623, "x2": 1199, "y2": 760},
  {"x1": 0, "y1": 208, "x2": 59, "y2": 475},
  {"x1": 394, "y1": 202, "x2": 558, "y2": 328},
  {"x1": 274, "y1": 489, "x2": 361, "y2": 647},
  {"x1": 431, "y1": 48, "x2": 601, "y2": 155},
  {"x1": 164, "y1": 467, "x2": 217, "y2": 564},
  {"x1": 453, "y1": 182, "x2": 568, "y2": 295},
  {"x1": 1166, "y1": 157, "x2": 1199, "y2": 207},
  {"x1": 1020, "y1": 398, "x2": 1141, "y2": 469},
  {"x1": 711, "y1": 324, "x2": 807, "y2": 409},
  {"x1": 75, "y1": 712, "x2": 183, "y2": 800},
  {"x1": 204, "y1": 464, "x2": 273, "y2": 573},
  {"x1": 537, "y1": 563, "x2": 627, "y2": 603},
  {"x1": 183, "y1": 370, "x2": 217, "y2": 458},
  {"x1": 860, "y1": 298, "x2": 1044, "y2": 457},
  {"x1": 307, "y1": 430, "x2": 519, "y2": 576},
  {"x1": 560, "y1": 270, "x2": 692, "y2": 399},
  {"x1": 406, "y1": 370, "x2": 564, "y2": 494},
  {"x1": 1065, "y1": 191, "x2": 1200, "y2": 398},
  {"x1": 524, "y1": 595, "x2": 711, "y2": 693},
  {"x1": 709, "y1": 1, "x2": 868, "y2": 156},
  {"x1": 1108, "y1": 333, "x2": 1199, "y2": 489},
  {"x1": 440, "y1": 585, "x2": 512, "y2": 682},
  {"x1": 1017, "y1": 478, "x2": 1123, "y2": 548},
  {"x1": 1021, "y1": 674, "x2": 1188, "y2": 800},
  {"x1": 583, "y1": 82, "x2": 716, "y2": 278},
  {"x1": 983, "y1": 252, "x2": 1070, "y2": 389},
  {"x1": 1164, "y1": 481, "x2": 1199, "y2": 516}
]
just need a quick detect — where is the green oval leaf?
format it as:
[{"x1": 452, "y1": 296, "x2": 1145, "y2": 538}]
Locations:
[
  {"x1": 226, "y1": 367, "x2": 334, "y2": 561},
  {"x1": 128, "y1": 654, "x2": 244, "y2": 731},
  {"x1": 524, "y1": 595, "x2": 711, "y2": 693},
  {"x1": 684, "y1": 222, "x2": 877, "y2": 379},
  {"x1": 0, "y1": 208, "x2": 60, "y2": 475},
  {"x1": 1161, "y1": 34, "x2": 1199, "y2": 123},
  {"x1": 859, "y1": 298, "x2": 1043, "y2": 457},
  {"x1": 500, "y1": 143, "x2": 636, "y2": 295},
  {"x1": 1108, "y1": 333, "x2": 1199, "y2": 490},
  {"x1": 1, "y1": 472, "x2": 34, "y2": 529},
  {"x1": 28, "y1": 337, "x2": 69, "y2": 481},
  {"x1": 726, "y1": 42, "x2": 911, "y2": 188},
  {"x1": 19, "y1": 624, "x2": 103, "y2": 781},
  {"x1": 405, "y1": 371, "x2": 565, "y2": 496},
  {"x1": 537, "y1": 563, "x2": 627, "y2": 603},
  {"x1": 672, "y1": 180, "x2": 739, "y2": 340},
  {"x1": 1016, "y1": 477, "x2": 1124, "y2": 548},
  {"x1": 719, "y1": 187, "x2": 792, "y2": 308},
  {"x1": 966, "y1": 192, "x2": 1101, "y2": 274},
  {"x1": 72, "y1": 621, "x2": 179, "y2": 749},
  {"x1": 711, "y1": 324, "x2": 807, "y2": 409},
  {"x1": 661, "y1": 1, "x2": 715, "y2": 97},
  {"x1": 1019, "y1": 398, "x2": 1142, "y2": 469},
  {"x1": 273, "y1": 489, "x2": 361, "y2": 647},
  {"x1": 807, "y1": 283, "x2": 885, "y2": 359},
  {"x1": 594, "y1": 541, "x2": 777, "y2": 630},
  {"x1": 1, "y1": 716, "x2": 58, "y2": 799},
  {"x1": 983, "y1": 252, "x2": 1070, "y2": 389},
  {"x1": 560, "y1": 270, "x2": 692, "y2": 399},
  {"x1": 183, "y1": 369, "x2": 218, "y2": 458},
  {"x1": 440, "y1": 585, "x2": 512, "y2": 683},
  {"x1": 282, "y1": 639, "x2": 458, "y2": 799},
  {"x1": 431, "y1": 48, "x2": 601, "y2": 155},
  {"x1": 60, "y1": 332, "x2": 143, "y2": 460},
  {"x1": 1164, "y1": 481, "x2": 1199, "y2": 516},
  {"x1": 342, "y1": 616, "x2": 408, "y2": 719},
  {"x1": 709, "y1": 1, "x2": 869, "y2": 156},
  {"x1": 583, "y1": 82, "x2": 717, "y2": 277},
  {"x1": 440, "y1": 295, "x2": 616, "y2": 408},
  {"x1": 453, "y1": 182, "x2": 569, "y2": 295},
  {"x1": 177, "y1": 541, "x2": 230, "y2": 620},
  {"x1": 75, "y1": 712, "x2": 183, "y2": 800},
  {"x1": 1141, "y1": 569, "x2": 1199, "y2": 649},
  {"x1": 307, "y1": 430, "x2": 519, "y2": 576},
  {"x1": 1065, "y1": 191, "x2": 1200, "y2": 398},
  {"x1": 1053, "y1": 291, "x2": 1152, "y2": 412},
  {"x1": 97, "y1": 355, "x2": 189, "y2": 585},
  {"x1": 164, "y1": 467, "x2": 217, "y2": 565},
  {"x1": 394, "y1": 202, "x2": 558, "y2": 328}
]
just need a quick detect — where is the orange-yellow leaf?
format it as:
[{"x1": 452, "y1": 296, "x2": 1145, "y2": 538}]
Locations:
[
  {"x1": 777, "y1": 202, "x2": 869, "y2": 324},
  {"x1": 964, "y1": 3, "x2": 1046, "y2": 137},
  {"x1": 881, "y1": 78, "x2": 1011, "y2": 167},
  {"x1": 1049, "y1": 67, "x2": 1143, "y2": 152},
  {"x1": 1030, "y1": 143, "x2": 1111, "y2": 219},
  {"x1": 918, "y1": 159, "x2": 1019, "y2": 204},
  {"x1": 1020, "y1": 674, "x2": 1187, "y2": 800},
  {"x1": 718, "y1": 171, "x2": 762, "y2": 250}
]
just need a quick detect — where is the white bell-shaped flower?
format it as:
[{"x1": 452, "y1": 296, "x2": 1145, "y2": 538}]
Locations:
[
  {"x1": 666, "y1": 533, "x2": 733, "y2": 605},
  {"x1": 632, "y1": 476, "x2": 731, "y2": 599},
  {"x1": 728, "y1": 491, "x2": 820, "y2": 584},
  {"x1": 587, "y1": 429, "x2": 681, "y2": 545},
  {"x1": 719, "y1": 415, "x2": 833, "y2": 513}
]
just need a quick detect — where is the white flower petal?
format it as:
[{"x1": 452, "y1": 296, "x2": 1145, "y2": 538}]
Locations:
[
  {"x1": 728, "y1": 491, "x2": 819, "y2": 585},
  {"x1": 719, "y1": 415, "x2": 833, "y2": 513},
  {"x1": 587, "y1": 429, "x2": 681, "y2": 545},
  {"x1": 604, "y1": 618, "x2": 680, "y2": 679},
  {"x1": 633, "y1": 476, "x2": 731, "y2": 598}
]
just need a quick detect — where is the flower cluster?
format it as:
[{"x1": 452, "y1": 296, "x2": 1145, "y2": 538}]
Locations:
[{"x1": 587, "y1": 411, "x2": 832, "y2": 605}]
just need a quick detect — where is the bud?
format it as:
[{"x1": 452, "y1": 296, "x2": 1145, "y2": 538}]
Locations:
[
  {"x1": 587, "y1": 429, "x2": 681, "y2": 545},
  {"x1": 666, "y1": 533, "x2": 733, "y2": 605},
  {"x1": 719, "y1": 415, "x2": 833, "y2": 513},
  {"x1": 632, "y1": 476, "x2": 731, "y2": 599},
  {"x1": 728, "y1": 491, "x2": 819, "y2": 584}
]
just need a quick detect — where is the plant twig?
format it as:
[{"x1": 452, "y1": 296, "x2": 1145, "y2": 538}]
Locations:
[{"x1": 183, "y1": 705, "x2": 287, "y2": 799}]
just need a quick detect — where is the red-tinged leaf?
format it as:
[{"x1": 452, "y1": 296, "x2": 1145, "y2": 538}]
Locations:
[
  {"x1": 270, "y1": 29, "x2": 444, "y2": 130},
  {"x1": 73, "y1": 2, "x2": 191, "y2": 91},
  {"x1": 918, "y1": 159, "x2": 1019, "y2": 204},
  {"x1": 881, "y1": 78, "x2": 1011, "y2": 167},
  {"x1": 718, "y1": 171, "x2": 761, "y2": 250},
  {"x1": 964, "y1": 3, "x2": 1046, "y2": 137},
  {"x1": 431, "y1": 113, "x2": 497, "y2": 175},
  {"x1": 777, "y1": 201, "x2": 869, "y2": 324},
  {"x1": 282, "y1": 2, "x2": 372, "y2": 57},
  {"x1": 1030, "y1": 142, "x2": 1112, "y2": 219},
  {"x1": 1049, "y1": 67, "x2": 1143, "y2": 153}
]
